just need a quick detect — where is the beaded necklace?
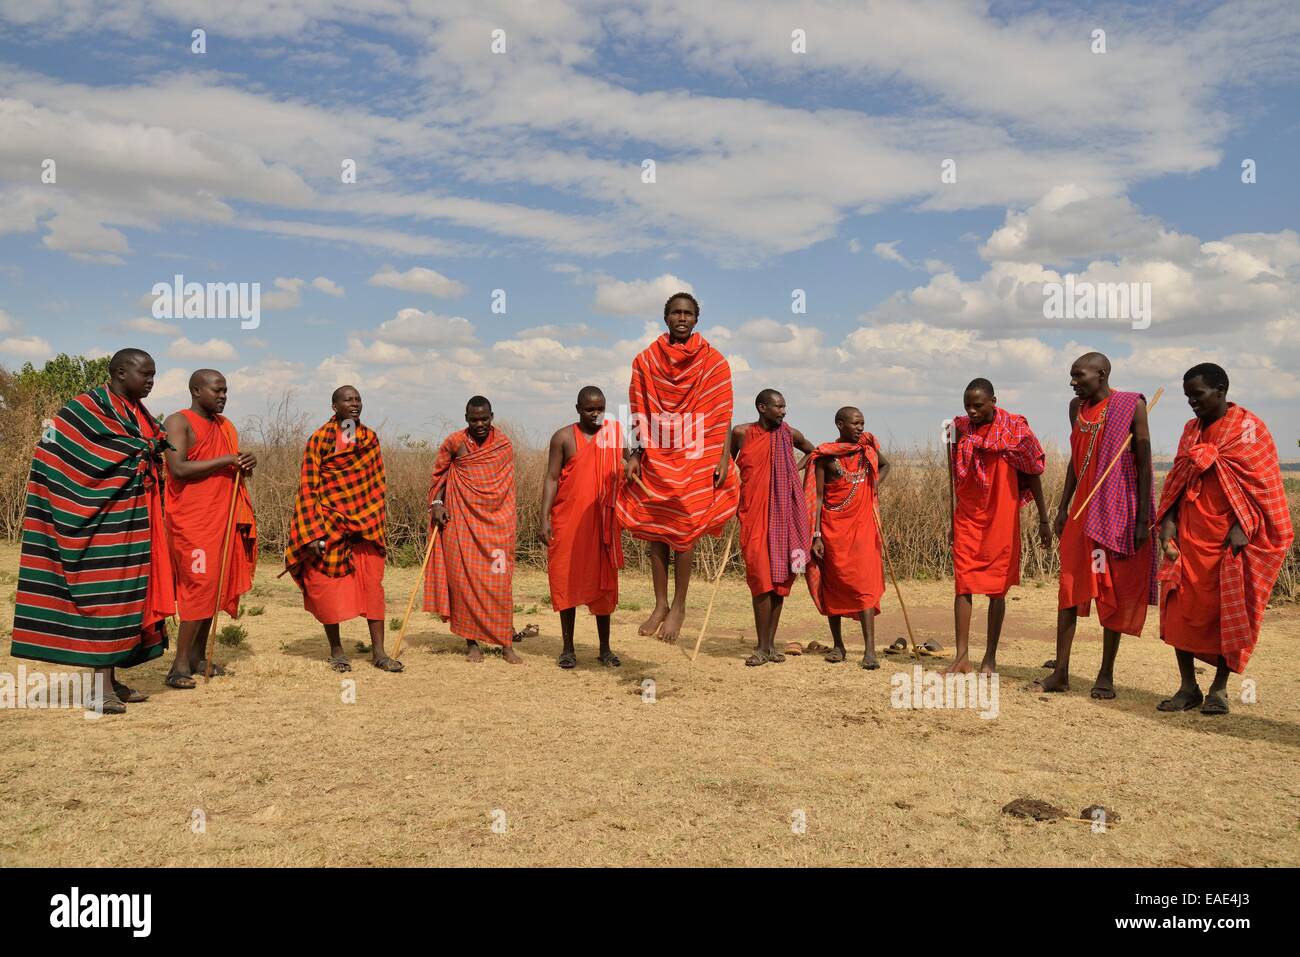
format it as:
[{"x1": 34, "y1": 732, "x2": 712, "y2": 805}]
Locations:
[
  {"x1": 824, "y1": 448, "x2": 868, "y2": 512},
  {"x1": 1075, "y1": 398, "x2": 1107, "y2": 477}
]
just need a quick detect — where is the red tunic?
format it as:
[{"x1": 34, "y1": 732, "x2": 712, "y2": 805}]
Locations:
[
  {"x1": 953, "y1": 424, "x2": 1022, "y2": 598},
  {"x1": 165, "y1": 410, "x2": 257, "y2": 621},
  {"x1": 1058, "y1": 394, "x2": 1151, "y2": 635},
  {"x1": 547, "y1": 422, "x2": 622, "y2": 615},
  {"x1": 805, "y1": 441, "x2": 884, "y2": 615},
  {"x1": 736, "y1": 423, "x2": 795, "y2": 597}
]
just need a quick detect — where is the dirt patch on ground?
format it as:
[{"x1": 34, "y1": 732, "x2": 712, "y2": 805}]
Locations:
[{"x1": 1, "y1": 545, "x2": 1297, "y2": 867}]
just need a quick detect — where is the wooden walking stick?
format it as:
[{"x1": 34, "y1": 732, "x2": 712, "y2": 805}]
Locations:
[
  {"x1": 391, "y1": 524, "x2": 440, "y2": 659},
  {"x1": 690, "y1": 523, "x2": 737, "y2": 663},
  {"x1": 1071, "y1": 387, "x2": 1164, "y2": 521},
  {"x1": 875, "y1": 502, "x2": 920, "y2": 660},
  {"x1": 945, "y1": 425, "x2": 956, "y2": 537},
  {"x1": 203, "y1": 471, "x2": 243, "y2": 681}
]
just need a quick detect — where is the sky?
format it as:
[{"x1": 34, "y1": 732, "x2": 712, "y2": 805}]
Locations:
[{"x1": 1, "y1": 0, "x2": 1297, "y2": 455}]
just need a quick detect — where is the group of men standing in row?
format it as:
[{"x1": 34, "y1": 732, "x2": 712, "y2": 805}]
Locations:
[{"x1": 7, "y1": 292, "x2": 1294, "y2": 716}]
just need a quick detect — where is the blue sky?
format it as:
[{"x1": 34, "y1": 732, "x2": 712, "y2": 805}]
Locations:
[{"x1": 1, "y1": 0, "x2": 1297, "y2": 455}]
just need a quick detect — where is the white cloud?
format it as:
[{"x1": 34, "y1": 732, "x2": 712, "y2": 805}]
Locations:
[
  {"x1": 121, "y1": 316, "x2": 179, "y2": 335},
  {"x1": 367, "y1": 265, "x2": 467, "y2": 299},
  {"x1": 873, "y1": 241, "x2": 913, "y2": 268},
  {"x1": 592, "y1": 274, "x2": 692, "y2": 316},
  {"x1": 372, "y1": 308, "x2": 478, "y2": 347},
  {"x1": 0, "y1": 308, "x2": 14, "y2": 333},
  {"x1": 262, "y1": 277, "x2": 305, "y2": 311},
  {"x1": 345, "y1": 335, "x2": 419, "y2": 365},
  {"x1": 168, "y1": 337, "x2": 238, "y2": 361},
  {"x1": 0, "y1": 335, "x2": 52, "y2": 359},
  {"x1": 311, "y1": 276, "x2": 345, "y2": 297}
]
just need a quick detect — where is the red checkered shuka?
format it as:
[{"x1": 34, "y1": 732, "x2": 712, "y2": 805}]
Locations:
[
  {"x1": 1156, "y1": 404, "x2": 1294, "y2": 664},
  {"x1": 284, "y1": 418, "x2": 386, "y2": 582},
  {"x1": 952, "y1": 406, "x2": 1045, "y2": 506}
]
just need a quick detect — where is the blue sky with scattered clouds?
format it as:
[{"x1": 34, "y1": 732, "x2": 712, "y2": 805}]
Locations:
[{"x1": 1, "y1": 0, "x2": 1297, "y2": 454}]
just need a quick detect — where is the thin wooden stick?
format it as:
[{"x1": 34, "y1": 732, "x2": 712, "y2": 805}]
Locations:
[
  {"x1": 391, "y1": 524, "x2": 439, "y2": 659},
  {"x1": 631, "y1": 471, "x2": 657, "y2": 499},
  {"x1": 690, "y1": 524, "x2": 736, "y2": 663},
  {"x1": 203, "y1": 471, "x2": 243, "y2": 681},
  {"x1": 875, "y1": 503, "x2": 920, "y2": 660},
  {"x1": 1071, "y1": 387, "x2": 1163, "y2": 521},
  {"x1": 945, "y1": 430, "x2": 956, "y2": 549}
]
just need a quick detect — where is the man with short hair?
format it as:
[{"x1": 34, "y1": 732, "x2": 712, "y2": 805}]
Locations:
[
  {"x1": 10, "y1": 348, "x2": 175, "y2": 714},
  {"x1": 426, "y1": 396, "x2": 523, "y2": 664},
  {"x1": 285, "y1": 385, "x2": 402, "y2": 673},
  {"x1": 1156, "y1": 363, "x2": 1294, "y2": 715},
  {"x1": 162, "y1": 369, "x2": 257, "y2": 687}
]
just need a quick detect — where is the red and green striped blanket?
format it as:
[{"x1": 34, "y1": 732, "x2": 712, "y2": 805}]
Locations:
[{"x1": 9, "y1": 386, "x2": 170, "y2": 668}]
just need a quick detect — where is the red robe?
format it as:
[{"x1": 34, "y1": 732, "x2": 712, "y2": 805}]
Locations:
[
  {"x1": 615, "y1": 333, "x2": 739, "y2": 550},
  {"x1": 547, "y1": 421, "x2": 623, "y2": 615},
  {"x1": 424, "y1": 427, "x2": 516, "y2": 645},
  {"x1": 1058, "y1": 394, "x2": 1152, "y2": 635},
  {"x1": 1157, "y1": 406, "x2": 1294, "y2": 673},
  {"x1": 736, "y1": 423, "x2": 804, "y2": 597},
  {"x1": 165, "y1": 410, "x2": 257, "y2": 621},
  {"x1": 803, "y1": 435, "x2": 884, "y2": 615}
]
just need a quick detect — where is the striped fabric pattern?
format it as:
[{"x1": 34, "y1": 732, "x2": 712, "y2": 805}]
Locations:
[
  {"x1": 616, "y1": 332, "x2": 739, "y2": 550},
  {"x1": 423, "y1": 427, "x2": 516, "y2": 645},
  {"x1": 1156, "y1": 405, "x2": 1294, "y2": 672},
  {"x1": 284, "y1": 418, "x2": 386, "y2": 582},
  {"x1": 10, "y1": 387, "x2": 168, "y2": 667}
]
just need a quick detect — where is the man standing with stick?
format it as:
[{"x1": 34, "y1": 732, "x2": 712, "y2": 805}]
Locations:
[
  {"x1": 162, "y1": 369, "x2": 257, "y2": 687},
  {"x1": 1036, "y1": 353, "x2": 1155, "y2": 699},
  {"x1": 285, "y1": 386, "x2": 402, "y2": 673}
]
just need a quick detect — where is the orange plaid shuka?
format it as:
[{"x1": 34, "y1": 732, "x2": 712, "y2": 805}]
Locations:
[
  {"x1": 284, "y1": 418, "x2": 387, "y2": 585},
  {"x1": 424, "y1": 427, "x2": 516, "y2": 645}
]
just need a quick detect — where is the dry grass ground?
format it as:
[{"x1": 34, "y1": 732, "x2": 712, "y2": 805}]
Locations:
[{"x1": 1, "y1": 541, "x2": 1297, "y2": 867}]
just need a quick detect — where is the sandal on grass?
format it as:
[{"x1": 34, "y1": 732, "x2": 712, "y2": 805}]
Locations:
[
  {"x1": 328, "y1": 655, "x2": 352, "y2": 673},
  {"x1": 885, "y1": 638, "x2": 908, "y2": 655},
  {"x1": 823, "y1": 646, "x2": 846, "y2": 664},
  {"x1": 1156, "y1": 688, "x2": 1203, "y2": 712},
  {"x1": 164, "y1": 673, "x2": 196, "y2": 690},
  {"x1": 372, "y1": 655, "x2": 404, "y2": 672},
  {"x1": 1200, "y1": 689, "x2": 1230, "y2": 715},
  {"x1": 557, "y1": 651, "x2": 577, "y2": 670},
  {"x1": 195, "y1": 659, "x2": 229, "y2": 677},
  {"x1": 597, "y1": 650, "x2": 621, "y2": 667},
  {"x1": 744, "y1": 652, "x2": 767, "y2": 667},
  {"x1": 513, "y1": 624, "x2": 539, "y2": 642}
]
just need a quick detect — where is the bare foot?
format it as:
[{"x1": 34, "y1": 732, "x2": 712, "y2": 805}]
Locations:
[
  {"x1": 860, "y1": 653, "x2": 879, "y2": 670},
  {"x1": 943, "y1": 657, "x2": 973, "y2": 675},
  {"x1": 466, "y1": 643, "x2": 483, "y2": 663},
  {"x1": 502, "y1": 646, "x2": 524, "y2": 665},
  {"x1": 1031, "y1": 670, "x2": 1068, "y2": 692},
  {"x1": 638, "y1": 606, "x2": 668, "y2": 637},
  {"x1": 979, "y1": 657, "x2": 997, "y2": 675},
  {"x1": 660, "y1": 605, "x2": 686, "y2": 643}
]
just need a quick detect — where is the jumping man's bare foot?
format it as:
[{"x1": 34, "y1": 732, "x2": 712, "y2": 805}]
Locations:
[
  {"x1": 638, "y1": 606, "x2": 668, "y2": 637},
  {"x1": 860, "y1": 652, "x2": 879, "y2": 670},
  {"x1": 502, "y1": 646, "x2": 524, "y2": 665},
  {"x1": 979, "y1": 657, "x2": 997, "y2": 675},
  {"x1": 660, "y1": 605, "x2": 686, "y2": 643},
  {"x1": 943, "y1": 657, "x2": 973, "y2": 675}
]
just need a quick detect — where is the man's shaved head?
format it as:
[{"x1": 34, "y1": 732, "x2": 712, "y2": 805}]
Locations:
[
  {"x1": 189, "y1": 368, "x2": 223, "y2": 391},
  {"x1": 755, "y1": 388, "x2": 782, "y2": 409},
  {"x1": 965, "y1": 378, "x2": 995, "y2": 398},
  {"x1": 109, "y1": 348, "x2": 151, "y2": 374},
  {"x1": 834, "y1": 406, "x2": 861, "y2": 424},
  {"x1": 466, "y1": 395, "x2": 492, "y2": 414},
  {"x1": 331, "y1": 384, "x2": 359, "y2": 404},
  {"x1": 576, "y1": 385, "x2": 604, "y2": 404},
  {"x1": 1075, "y1": 351, "x2": 1111, "y2": 375}
]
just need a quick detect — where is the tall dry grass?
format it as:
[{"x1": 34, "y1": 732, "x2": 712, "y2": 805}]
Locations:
[{"x1": 1, "y1": 386, "x2": 1296, "y2": 601}]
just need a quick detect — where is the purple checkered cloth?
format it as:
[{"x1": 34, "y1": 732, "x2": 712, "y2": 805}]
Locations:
[
  {"x1": 1081, "y1": 390, "x2": 1157, "y2": 604},
  {"x1": 767, "y1": 420, "x2": 811, "y2": 582}
]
